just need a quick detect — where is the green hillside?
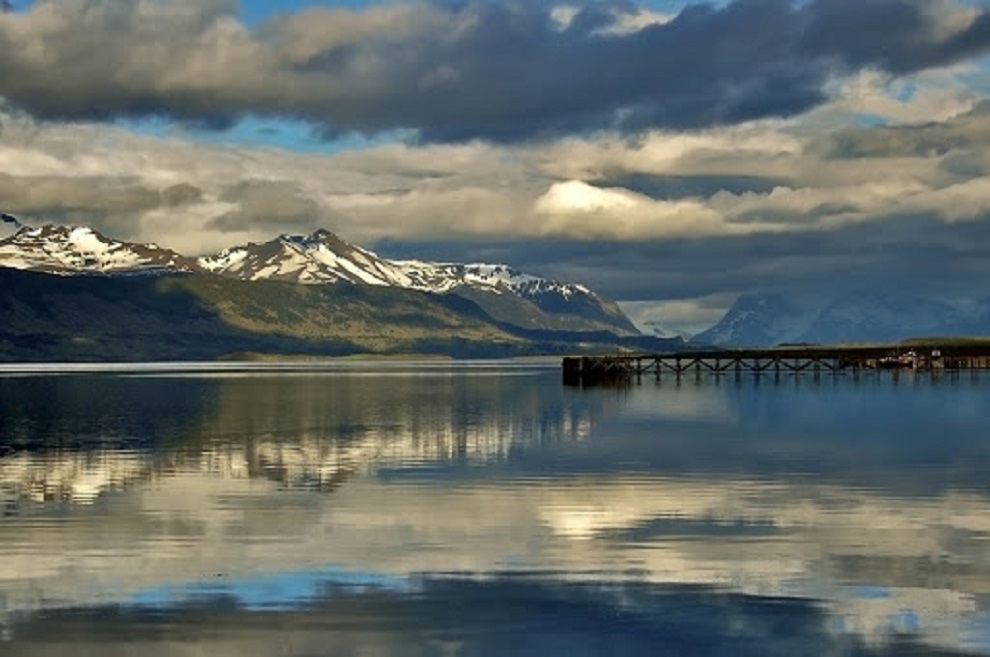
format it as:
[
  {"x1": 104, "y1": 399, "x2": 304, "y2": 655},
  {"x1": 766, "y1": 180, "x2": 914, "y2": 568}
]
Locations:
[
  {"x1": 0, "y1": 269, "x2": 681, "y2": 361},
  {"x1": 448, "y1": 284, "x2": 638, "y2": 335}
]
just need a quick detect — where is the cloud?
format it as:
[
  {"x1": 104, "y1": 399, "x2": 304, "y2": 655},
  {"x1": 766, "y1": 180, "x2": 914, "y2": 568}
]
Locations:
[
  {"x1": 0, "y1": 172, "x2": 162, "y2": 237},
  {"x1": 812, "y1": 101, "x2": 990, "y2": 159},
  {"x1": 2, "y1": 369, "x2": 988, "y2": 654},
  {"x1": 5, "y1": 66, "x2": 990, "y2": 311},
  {"x1": 161, "y1": 182, "x2": 204, "y2": 207},
  {"x1": 209, "y1": 180, "x2": 326, "y2": 233},
  {"x1": 532, "y1": 179, "x2": 759, "y2": 239},
  {"x1": 822, "y1": 68, "x2": 979, "y2": 126},
  {"x1": 2, "y1": 0, "x2": 990, "y2": 142}
]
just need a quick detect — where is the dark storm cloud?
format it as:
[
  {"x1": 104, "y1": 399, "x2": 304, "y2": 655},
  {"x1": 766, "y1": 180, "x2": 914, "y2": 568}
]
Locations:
[
  {"x1": 798, "y1": 0, "x2": 990, "y2": 74},
  {"x1": 377, "y1": 214, "x2": 990, "y2": 303},
  {"x1": 1, "y1": 0, "x2": 989, "y2": 142},
  {"x1": 601, "y1": 173, "x2": 785, "y2": 200}
]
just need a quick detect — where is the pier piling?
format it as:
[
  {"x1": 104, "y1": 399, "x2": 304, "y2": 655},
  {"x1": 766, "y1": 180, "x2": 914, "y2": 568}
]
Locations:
[{"x1": 563, "y1": 344, "x2": 990, "y2": 386}]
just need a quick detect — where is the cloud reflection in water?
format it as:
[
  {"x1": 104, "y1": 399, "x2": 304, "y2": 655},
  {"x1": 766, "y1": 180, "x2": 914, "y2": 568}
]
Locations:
[{"x1": 0, "y1": 366, "x2": 989, "y2": 654}]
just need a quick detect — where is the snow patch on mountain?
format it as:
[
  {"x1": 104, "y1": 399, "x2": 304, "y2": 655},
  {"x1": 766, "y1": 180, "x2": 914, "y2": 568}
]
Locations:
[
  {"x1": 199, "y1": 230, "x2": 599, "y2": 304},
  {"x1": 201, "y1": 230, "x2": 417, "y2": 288},
  {"x1": 0, "y1": 225, "x2": 194, "y2": 276},
  {"x1": 395, "y1": 261, "x2": 592, "y2": 300}
]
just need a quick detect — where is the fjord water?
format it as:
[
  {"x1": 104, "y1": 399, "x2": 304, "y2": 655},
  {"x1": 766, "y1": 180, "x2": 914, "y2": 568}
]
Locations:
[{"x1": 1, "y1": 363, "x2": 989, "y2": 656}]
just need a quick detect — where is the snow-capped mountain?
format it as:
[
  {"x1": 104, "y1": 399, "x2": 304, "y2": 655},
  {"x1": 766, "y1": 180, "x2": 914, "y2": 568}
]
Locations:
[
  {"x1": 0, "y1": 223, "x2": 600, "y2": 303},
  {"x1": 198, "y1": 229, "x2": 411, "y2": 286},
  {"x1": 200, "y1": 229, "x2": 594, "y2": 300},
  {"x1": 0, "y1": 223, "x2": 639, "y2": 336},
  {"x1": 694, "y1": 291, "x2": 990, "y2": 346},
  {"x1": 0, "y1": 224, "x2": 196, "y2": 276},
  {"x1": 198, "y1": 229, "x2": 638, "y2": 334}
]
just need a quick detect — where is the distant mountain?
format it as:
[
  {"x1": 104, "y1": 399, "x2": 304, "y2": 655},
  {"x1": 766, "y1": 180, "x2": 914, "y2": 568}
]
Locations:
[
  {"x1": 198, "y1": 229, "x2": 638, "y2": 335},
  {"x1": 640, "y1": 321, "x2": 691, "y2": 341},
  {"x1": 0, "y1": 224, "x2": 635, "y2": 335},
  {"x1": 799, "y1": 292, "x2": 971, "y2": 345},
  {"x1": 693, "y1": 294, "x2": 816, "y2": 346},
  {"x1": 198, "y1": 229, "x2": 409, "y2": 286},
  {"x1": 694, "y1": 291, "x2": 990, "y2": 347},
  {"x1": 0, "y1": 223, "x2": 670, "y2": 361},
  {"x1": 0, "y1": 224, "x2": 197, "y2": 275}
]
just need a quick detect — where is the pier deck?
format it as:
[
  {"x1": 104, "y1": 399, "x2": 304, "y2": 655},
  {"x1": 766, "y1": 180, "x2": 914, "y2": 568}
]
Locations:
[{"x1": 562, "y1": 344, "x2": 990, "y2": 386}]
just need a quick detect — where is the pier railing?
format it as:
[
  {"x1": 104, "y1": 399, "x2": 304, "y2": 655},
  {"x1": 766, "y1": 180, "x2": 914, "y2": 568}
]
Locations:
[{"x1": 562, "y1": 344, "x2": 990, "y2": 386}]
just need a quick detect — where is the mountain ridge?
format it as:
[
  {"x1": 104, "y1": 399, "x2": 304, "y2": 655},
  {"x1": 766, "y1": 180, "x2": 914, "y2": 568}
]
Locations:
[
  {"x1": 694, "y1": 291, "x2": 990, "y2": 347},
  {"x1": 0, "y1": 224, "x2": 198, "y2": 275},
  {"x1": 0, "y1": 223, "x2": 637, "y2": 336},
  {"x1": 196, "y1": 229, "x2": 637, "y2": 335},
  {"x1": 0, "y1": 222, "x2": 678, "y2": 361}
]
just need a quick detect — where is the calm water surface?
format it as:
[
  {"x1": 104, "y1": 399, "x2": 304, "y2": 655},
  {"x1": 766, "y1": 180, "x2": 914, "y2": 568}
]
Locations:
[{"x1": 1, "y1": 362, "x2": 989, "y2": 656}]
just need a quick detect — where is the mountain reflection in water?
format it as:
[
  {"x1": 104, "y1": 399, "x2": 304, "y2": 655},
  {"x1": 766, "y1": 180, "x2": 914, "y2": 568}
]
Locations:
[{"x1": 1, "y1": 364, "x2": 989, "y2": 656}]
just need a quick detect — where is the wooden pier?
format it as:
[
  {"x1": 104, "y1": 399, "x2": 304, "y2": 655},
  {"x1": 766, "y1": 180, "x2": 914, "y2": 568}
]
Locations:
[{"x1": 562, "y1": 344, "x2": 990, "y2": 386}]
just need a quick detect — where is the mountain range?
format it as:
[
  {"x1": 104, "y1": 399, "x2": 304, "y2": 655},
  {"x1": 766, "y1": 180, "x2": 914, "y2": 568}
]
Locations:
[
  {"x1": 694, "y1": 292, "x2": 990, "y2": 346},
  {"x1": 0, "y1": 223, "x2": 672, "y2": 361}
]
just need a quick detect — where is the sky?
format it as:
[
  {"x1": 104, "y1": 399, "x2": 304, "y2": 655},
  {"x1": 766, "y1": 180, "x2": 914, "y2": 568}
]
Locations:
[{"x1": 3, "y1": 0, "x2": 990, "y2": 333}]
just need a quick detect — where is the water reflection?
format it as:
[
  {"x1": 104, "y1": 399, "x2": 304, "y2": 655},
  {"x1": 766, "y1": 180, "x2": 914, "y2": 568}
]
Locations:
[
  {"x1": 10, "y1": 577, "x2": 956, "y2": 657},
  {"x1": 2, "y1": 365, "x2": 599, "y2": 504},
  {"x1": 1, "y1": 366, "x2": 989, "y2": 655}
]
